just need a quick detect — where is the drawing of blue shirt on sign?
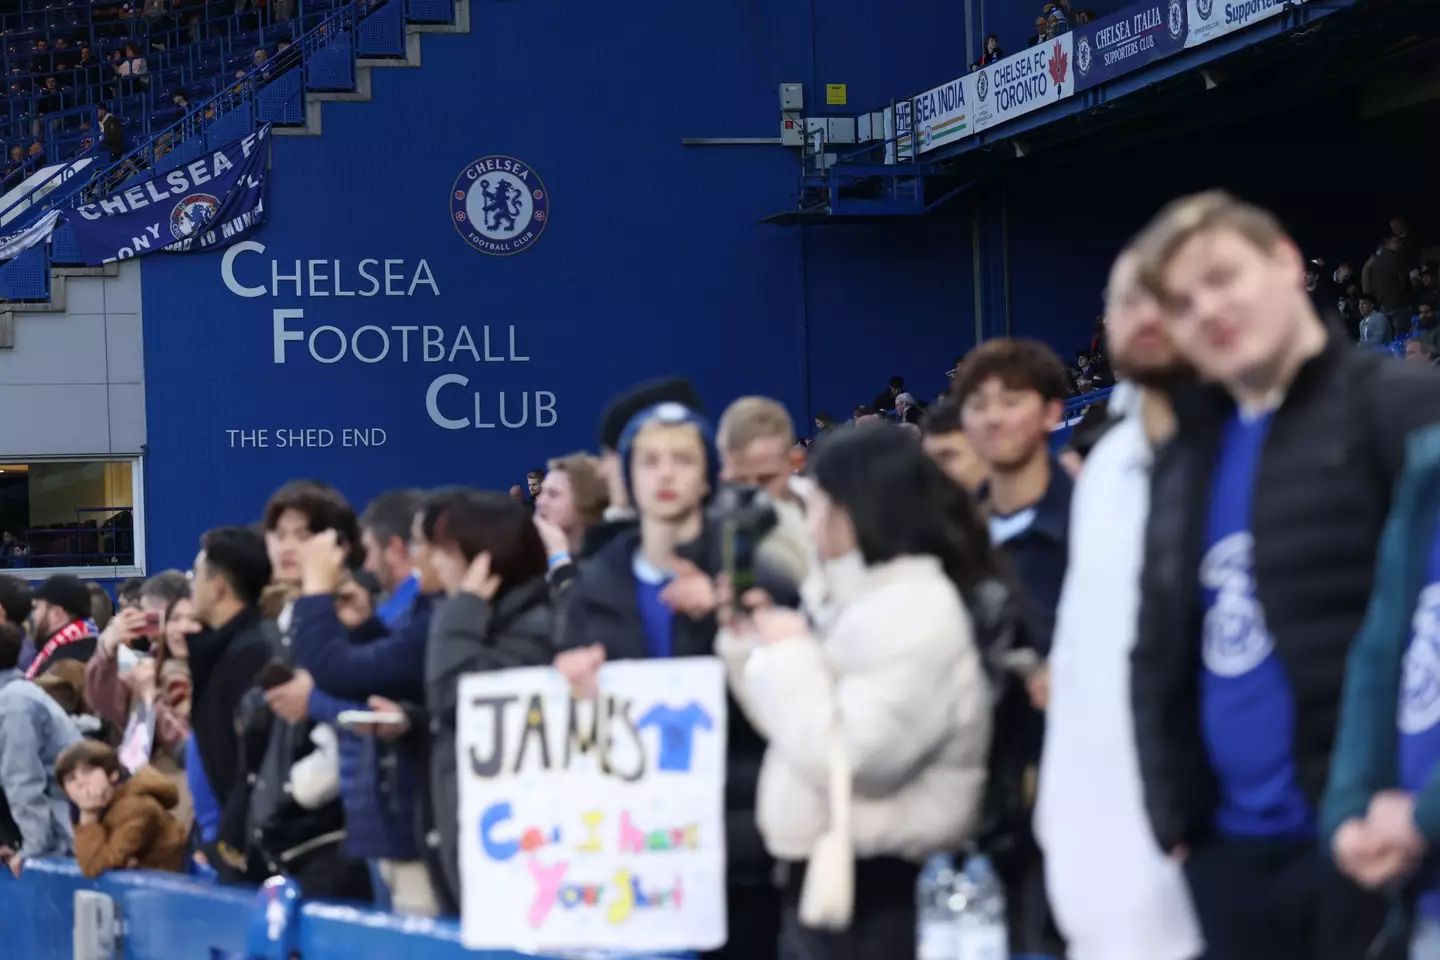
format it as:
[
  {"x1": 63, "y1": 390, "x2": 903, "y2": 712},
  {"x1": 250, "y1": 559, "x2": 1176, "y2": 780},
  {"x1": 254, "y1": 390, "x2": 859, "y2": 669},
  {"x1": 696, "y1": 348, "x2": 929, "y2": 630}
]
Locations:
[{"x1": 637, "y1": 702, "x2": 714, "y2": 772}]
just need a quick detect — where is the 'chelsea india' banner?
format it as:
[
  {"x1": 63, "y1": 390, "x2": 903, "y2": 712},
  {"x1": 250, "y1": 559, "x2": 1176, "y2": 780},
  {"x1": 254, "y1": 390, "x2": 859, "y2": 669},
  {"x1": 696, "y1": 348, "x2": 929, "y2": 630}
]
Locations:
[
  {"x1": 67, "y1": 125, "x2": 270, "y2": 266},
  {"x1": 456, "y1": 658, "x2": 728, "y2": 954}
]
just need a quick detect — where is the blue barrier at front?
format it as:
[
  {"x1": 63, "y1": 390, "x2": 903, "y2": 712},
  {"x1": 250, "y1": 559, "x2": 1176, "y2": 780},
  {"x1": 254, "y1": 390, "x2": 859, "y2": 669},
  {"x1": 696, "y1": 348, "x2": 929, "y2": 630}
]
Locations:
[{"x1": 3, "y1": 858, "x2": 697, "y2": 960}]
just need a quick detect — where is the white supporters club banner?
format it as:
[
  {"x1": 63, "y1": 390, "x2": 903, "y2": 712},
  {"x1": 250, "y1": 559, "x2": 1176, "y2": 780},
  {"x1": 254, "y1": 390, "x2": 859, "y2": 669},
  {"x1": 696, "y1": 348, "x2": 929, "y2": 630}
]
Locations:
[
  {"x1": 1185, "y1": 0, "x2": 1307, "y2": 48},
  {"x1": 970, "y1": 34, "x2": 1076, "y2": 136},
  {"x1": 455, "y1": 659, "x2": 729, "y2": 954},
  {"x1": 912, "y1": 74, "x2": 973, "y2": 154}
]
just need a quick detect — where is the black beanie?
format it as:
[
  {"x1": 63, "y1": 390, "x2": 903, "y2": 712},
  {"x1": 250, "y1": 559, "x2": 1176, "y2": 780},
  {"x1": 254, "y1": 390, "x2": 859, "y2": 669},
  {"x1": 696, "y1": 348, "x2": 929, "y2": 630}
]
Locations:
[{"x1": 597, "y1": 377, "x2": 705, "y2": 451}]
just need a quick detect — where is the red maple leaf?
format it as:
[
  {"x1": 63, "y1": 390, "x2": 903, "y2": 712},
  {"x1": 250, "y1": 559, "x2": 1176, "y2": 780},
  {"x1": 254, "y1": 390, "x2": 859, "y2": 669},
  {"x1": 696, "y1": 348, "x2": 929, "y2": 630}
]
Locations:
[{"x1": 1049, "y1": 40, "x2": 1070, "y2": 88}]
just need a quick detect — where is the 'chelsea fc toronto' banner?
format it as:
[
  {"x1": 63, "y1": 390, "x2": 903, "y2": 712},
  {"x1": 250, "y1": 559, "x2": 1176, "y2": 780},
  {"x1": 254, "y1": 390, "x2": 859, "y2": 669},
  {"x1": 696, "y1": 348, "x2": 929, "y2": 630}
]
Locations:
[
  {"x1": 67, "y1": 125, "x2": 270, "y2": 266},
  {"x1": 970, "y1": 34, "x2": 1075, "y2": 137},
  {"x1": 1185, "y1": 0, "x2": 1306, "y2": 48},
  {"x1": 1074, "y1": 0, "x2": 1187, "y2": 91},
  {"x1": 456, "y1": 659, "x2": 729, "y2": 953}
]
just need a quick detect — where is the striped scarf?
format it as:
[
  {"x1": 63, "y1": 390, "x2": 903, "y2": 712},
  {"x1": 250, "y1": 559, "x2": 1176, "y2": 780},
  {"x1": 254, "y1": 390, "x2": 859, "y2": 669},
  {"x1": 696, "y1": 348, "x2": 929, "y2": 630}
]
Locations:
[{"x1": 25, "y1": 618, "x2": 98, "y2": 680}]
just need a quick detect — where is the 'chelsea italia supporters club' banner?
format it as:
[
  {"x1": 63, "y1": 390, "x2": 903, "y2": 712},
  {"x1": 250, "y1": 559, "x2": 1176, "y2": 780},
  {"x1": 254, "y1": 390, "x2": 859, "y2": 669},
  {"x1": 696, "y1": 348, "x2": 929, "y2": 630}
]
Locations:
[
  {"x1": 67, "y1": 125, "x2": 270, "y2": 266},
  {"x1": 1073, "y1": 0, "x2": 1187, "y2": 91},
  {"x1": 456, "y1": 658, "x2": 729, "y2": 954}
]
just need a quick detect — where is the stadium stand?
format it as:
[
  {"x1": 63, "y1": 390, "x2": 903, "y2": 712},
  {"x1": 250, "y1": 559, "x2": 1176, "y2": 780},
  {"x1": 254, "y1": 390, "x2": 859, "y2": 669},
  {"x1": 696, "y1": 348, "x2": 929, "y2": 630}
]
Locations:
[{"x1": 0, "y1": 0, "x2": 462, "y2": 301}]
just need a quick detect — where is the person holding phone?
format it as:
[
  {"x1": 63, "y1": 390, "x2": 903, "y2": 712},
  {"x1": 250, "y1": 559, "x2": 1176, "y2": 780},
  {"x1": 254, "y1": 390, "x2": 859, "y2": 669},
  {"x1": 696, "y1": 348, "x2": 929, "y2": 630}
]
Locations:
[
  {"x1": 287, "y1": 488, "x2": 443, "y2": 916},
  {"x1": 716, "y1": 423, "x2": 994, "y2": 960},
  {"x1": 553, "y1": 400, "x2": 790, "y2": 960},
  {"x1": 84, "y1": 574, "x2": 194, "y2": 775}
]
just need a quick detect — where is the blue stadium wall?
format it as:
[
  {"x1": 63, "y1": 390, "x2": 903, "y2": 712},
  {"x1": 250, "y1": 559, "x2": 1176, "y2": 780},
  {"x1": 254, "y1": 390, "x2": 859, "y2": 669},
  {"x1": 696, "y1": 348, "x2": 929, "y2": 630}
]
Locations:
[{"x1": 136, "y1": 0, "x2": 977, "y2": 569}]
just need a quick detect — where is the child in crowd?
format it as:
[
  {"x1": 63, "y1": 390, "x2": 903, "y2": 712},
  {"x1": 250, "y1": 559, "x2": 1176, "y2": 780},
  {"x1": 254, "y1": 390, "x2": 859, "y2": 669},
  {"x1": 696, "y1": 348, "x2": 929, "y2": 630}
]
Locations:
[{"x1": 57, "y1": 740, "x2": 189, "y2": 878}]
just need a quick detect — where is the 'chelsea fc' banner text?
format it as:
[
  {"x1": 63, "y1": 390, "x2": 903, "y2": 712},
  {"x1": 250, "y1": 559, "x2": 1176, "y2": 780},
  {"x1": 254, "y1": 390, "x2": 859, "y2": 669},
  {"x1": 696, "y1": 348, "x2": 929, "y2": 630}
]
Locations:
[
  {"x1": 68, "y1": 125, "x2": 270, "y2": 266},
  {"x1": 970, "y1": 34, "x2": 1075, "y2": 136},
  {"x1": 457, "y1": 659, "x2": 728, "y2": 954}
]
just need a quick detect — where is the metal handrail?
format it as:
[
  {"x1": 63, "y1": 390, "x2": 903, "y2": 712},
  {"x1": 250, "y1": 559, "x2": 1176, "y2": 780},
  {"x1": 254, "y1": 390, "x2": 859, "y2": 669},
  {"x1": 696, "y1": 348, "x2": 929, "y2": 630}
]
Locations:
[{"x1": 4, "y1": 0, "x2": 386, "y2": 231}]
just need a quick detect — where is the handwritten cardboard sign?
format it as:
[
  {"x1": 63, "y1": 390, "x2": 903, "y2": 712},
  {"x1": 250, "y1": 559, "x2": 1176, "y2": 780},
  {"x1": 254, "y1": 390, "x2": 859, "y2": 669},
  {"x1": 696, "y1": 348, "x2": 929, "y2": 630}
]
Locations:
[{"x1": 457, "y1": 658, "x2": 729, "y2": 953}]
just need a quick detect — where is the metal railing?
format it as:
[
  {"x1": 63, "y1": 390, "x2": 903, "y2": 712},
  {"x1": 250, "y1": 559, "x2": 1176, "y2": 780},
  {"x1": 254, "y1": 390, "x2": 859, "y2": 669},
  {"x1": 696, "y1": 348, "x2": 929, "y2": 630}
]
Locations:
[{"x1": 1, "y1": 0, "x2": 388, "y2": 233}]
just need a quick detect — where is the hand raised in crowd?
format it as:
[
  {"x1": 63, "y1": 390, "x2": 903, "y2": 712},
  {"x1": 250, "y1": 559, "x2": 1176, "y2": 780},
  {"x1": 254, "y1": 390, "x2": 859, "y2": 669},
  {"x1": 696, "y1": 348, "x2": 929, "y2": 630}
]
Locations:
[
  {"x1": 265, "y1": 668, "x2": 314, "y2": 724},
  {"x1": 659, "y1": 557, "x2": 718, "y2": 619},
  {"x1": 300, "y1": 529, "x2": 347, "y2": 596},
  {"x1": 100, "y1": 606, "x2": 148, "y2": 658},
  {"x1": 532, "y1": 514, "x2": 569, "y2": 560},
  {"x1": 717, "y1": 583, "x2": 808, "y2": 645},
  {"x1": 348, "y1": 695, "x2": 410, "y2": 741},
  {"x1": 751, "y1": 606, "x2": 809, "y2": 646},
  {"x1": 461, "y1": 551, "x2": 503, "y2": 600},
  {"x1": 556, "y1": 644, "x2": 606, "y2": 700},
  {"x1": 128, "y1": 656, "x2": 157, "y2": 703},
  {"x1": 334, "y1": 578, "x2": 373, "y2": 629}
]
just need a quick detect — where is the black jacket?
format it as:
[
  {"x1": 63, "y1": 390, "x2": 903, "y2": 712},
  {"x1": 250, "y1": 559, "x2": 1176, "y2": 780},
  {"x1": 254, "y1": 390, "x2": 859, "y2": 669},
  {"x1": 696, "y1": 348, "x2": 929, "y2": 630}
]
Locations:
[
  {"x1": 188, "y1": 606, "x2": 276, "y2": 856},
  {"x1": 1132, "y1": 339, "x2": 1440, "y2": 852},
  {"x1": 424, "y1": 578, "x2": 555, "y2": 909},
  {"x1": 556, "y1": 523, "x2": 778, "y2": 886}
]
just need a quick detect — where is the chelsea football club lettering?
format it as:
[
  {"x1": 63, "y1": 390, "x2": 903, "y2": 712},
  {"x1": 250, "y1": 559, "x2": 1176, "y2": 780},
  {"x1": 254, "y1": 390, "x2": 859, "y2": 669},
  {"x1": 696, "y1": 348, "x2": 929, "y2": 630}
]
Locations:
[{"x1": 220, "y1": 239, "x2": 559, "y2": 440}]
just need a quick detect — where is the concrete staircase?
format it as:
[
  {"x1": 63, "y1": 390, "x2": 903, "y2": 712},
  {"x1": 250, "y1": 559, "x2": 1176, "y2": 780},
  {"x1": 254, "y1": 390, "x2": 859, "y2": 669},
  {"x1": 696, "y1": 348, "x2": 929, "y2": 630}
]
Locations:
[{"x1": 277, "y1": 0, "x2": 471, "y2": 137}]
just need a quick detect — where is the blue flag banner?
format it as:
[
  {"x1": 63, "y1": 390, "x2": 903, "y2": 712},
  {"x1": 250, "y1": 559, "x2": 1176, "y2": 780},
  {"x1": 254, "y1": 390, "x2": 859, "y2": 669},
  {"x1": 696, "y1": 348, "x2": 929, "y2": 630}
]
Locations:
[
  {"x1": 65, "y1": 125, "x2": 270, "y2": 266},
  {"x1": 1072, "y1": 0, "x2": 1187, "y2": 91}
]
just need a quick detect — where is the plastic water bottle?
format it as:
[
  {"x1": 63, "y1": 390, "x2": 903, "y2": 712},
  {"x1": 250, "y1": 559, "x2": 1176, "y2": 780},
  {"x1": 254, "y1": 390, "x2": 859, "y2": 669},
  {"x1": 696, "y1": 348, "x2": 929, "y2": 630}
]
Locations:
[
  {"x1": 955, "y1": 853, "x2": 1008, "y2": 960},
  {"x1": 916, "y1": 853, "x2": 960, "y2": 960}
]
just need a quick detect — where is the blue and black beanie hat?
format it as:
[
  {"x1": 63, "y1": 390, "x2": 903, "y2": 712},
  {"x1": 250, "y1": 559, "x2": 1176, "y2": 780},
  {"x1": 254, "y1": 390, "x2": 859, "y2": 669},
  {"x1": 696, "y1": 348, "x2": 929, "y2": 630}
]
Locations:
[{"x1": 616, "y1": 401, "x2": 719, "y2": 505}]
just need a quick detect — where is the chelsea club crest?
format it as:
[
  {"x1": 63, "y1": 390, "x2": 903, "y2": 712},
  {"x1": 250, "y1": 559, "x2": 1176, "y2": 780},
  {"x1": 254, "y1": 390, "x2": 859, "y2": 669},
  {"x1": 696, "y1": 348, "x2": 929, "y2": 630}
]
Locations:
[
  {"x1": 451, "y1": 155, "x2": 550, "y2": 257},
  {"x1": 170, "y1": 193, "x2": 219, "y2": 240},
  {"x1": 1196, "y1": 0, "x2": 1214, "y2": 20}
]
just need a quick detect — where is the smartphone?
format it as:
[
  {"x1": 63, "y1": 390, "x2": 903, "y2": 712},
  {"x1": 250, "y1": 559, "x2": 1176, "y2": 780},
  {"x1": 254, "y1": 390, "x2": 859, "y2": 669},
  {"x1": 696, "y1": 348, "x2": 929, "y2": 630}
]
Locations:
[
  {"x1": 999, "y1": 648, "x2": 1044, "y2": 680},
  {"x1": 254, "y1": 658, "x2": 296, "y2": 691},
  {"x1": 336, "y1": 710, "x2": 407, "y2": 730},
  {"x1": 137, "y1": 612, "x2": 161, "y2": 637}
]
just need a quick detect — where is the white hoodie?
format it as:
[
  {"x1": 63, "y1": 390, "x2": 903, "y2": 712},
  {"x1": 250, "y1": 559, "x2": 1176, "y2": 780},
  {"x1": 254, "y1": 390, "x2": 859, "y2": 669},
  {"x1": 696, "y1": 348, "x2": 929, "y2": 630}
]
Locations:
[{"x1": 1033, "y1": 382, "x2": 1204, "y2": 960}]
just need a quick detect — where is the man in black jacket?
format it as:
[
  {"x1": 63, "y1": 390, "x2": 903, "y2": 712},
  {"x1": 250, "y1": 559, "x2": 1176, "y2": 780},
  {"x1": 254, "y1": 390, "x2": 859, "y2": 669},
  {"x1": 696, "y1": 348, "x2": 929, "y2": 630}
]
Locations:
[
  {"x1": 187, "y1": 526, "x2": 278, "y2": 880},
  {"x1": 1129, "y1": 190, "x2": 1440, "y2": 960},
  {"x1": 555, "y1": 398, "x2": 781, "y2": 960}
]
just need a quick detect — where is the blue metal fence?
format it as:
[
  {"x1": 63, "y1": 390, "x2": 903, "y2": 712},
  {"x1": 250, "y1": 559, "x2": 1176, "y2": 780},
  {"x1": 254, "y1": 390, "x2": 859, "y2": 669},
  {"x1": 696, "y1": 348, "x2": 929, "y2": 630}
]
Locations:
[
  {"x1": 0, "y1": 243, "x2": 51, "y2": 299},
  {"x1": 4, "y1": 858, "x2": 698, "y2": 960}
]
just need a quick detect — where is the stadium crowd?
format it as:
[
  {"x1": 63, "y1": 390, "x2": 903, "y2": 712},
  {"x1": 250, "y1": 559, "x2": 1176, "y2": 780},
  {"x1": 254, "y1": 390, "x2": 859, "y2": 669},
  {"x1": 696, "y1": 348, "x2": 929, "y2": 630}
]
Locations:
[{"x1": 2, "y1": 188, "x2": 1440, "y2": 960}]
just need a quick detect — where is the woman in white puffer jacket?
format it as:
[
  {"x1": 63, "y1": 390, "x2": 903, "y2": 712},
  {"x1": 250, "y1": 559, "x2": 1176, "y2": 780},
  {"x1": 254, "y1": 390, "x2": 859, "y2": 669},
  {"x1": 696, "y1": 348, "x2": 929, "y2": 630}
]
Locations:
[{"x1": 719, "y1": 423, "x2": 995, "y2": 960}]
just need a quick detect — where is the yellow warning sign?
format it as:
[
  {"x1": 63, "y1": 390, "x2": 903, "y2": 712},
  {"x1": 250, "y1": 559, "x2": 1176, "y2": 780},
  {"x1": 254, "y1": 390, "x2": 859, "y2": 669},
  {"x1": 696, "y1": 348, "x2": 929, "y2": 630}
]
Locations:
[{"x1": 825, "y1": 83, "x2": 847, "y2": 105}]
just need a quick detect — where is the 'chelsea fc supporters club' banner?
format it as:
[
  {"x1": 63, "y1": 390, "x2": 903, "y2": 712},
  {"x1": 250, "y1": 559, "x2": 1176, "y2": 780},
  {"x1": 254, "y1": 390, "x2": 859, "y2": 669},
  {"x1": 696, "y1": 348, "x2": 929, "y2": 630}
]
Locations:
[
  {"x1": 66, "y1": 125, "x2": 270, "y2": 266},
  {"x1": 970, "y1": 34, "x2": 1075, "y2": 136},
  {"x1": 1074, "y1": 0, "x2": 1187, "y2": 91},
  {"x1": 1186, "y1": 0, "x2": 1305, "y2": 48},
  {"x1": 455, "y1": 658, "x2": 728, "y2": 954}
]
